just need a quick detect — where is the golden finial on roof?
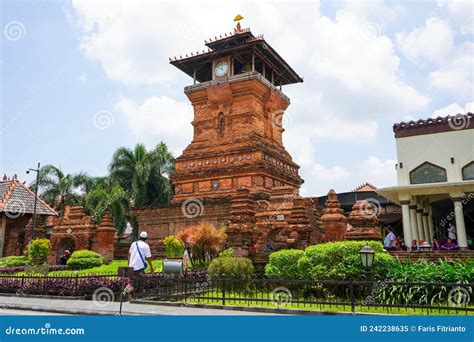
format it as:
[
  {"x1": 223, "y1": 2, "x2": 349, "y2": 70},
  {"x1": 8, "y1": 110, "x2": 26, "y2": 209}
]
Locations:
[{"x1": 234, "y1": 14, "x2": 244, "y2": 32}]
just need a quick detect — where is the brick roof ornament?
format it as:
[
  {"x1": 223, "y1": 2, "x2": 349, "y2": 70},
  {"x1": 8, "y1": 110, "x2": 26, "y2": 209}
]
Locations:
[
  {"x1": 352, "y1": 182, "x2": 377, "y2": 192},
  {"x1": 320, "y1": 189, "x2": 347, "y2": 242},
  {"x1": 346, "y1": 200, "x2": 381, "y2": 241},
  {"x1": 393, "y1": 112, "x2": 473, "y2": 138},
  {"x1": 0, "y1": 179, "x2": 57, "y2": 216}
]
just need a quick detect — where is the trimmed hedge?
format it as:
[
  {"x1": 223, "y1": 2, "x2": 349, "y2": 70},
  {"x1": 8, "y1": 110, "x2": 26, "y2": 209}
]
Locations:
[
  {"x1": 265, "y1": 241, "x2": 395, "y2": 281},
  {"x1": 0, "y1": 256, "x2": 30, "y2": 268},
  {"x1": 208, "y1": 256, "x2": 254, "y2": 281},
  {"x1": 28, "y1": 239, "x2": 51, "y2": 265},
  {"x1": 265, "y1": 249, "x2": 305, "y2": 279},
  {"x1": 67, "y1": 250, "x2": 103, "y2": 270}
]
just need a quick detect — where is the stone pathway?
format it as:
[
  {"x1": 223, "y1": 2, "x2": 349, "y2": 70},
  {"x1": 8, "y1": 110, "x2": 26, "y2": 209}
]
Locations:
[{"x1": 0, "y1": 296, "x2": 273, "y2": 316}]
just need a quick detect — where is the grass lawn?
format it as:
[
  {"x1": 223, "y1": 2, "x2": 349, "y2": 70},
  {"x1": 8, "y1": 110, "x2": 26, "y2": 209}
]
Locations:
[
  {"x1": 181, "y1": 290, "x2": 474, "y2": 316},
  {"x1": 14, "y1": 260, "x2": 162, "y2": 277}
]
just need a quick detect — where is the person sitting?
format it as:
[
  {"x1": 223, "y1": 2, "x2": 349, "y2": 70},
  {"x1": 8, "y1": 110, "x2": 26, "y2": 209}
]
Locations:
[
  {"x1": 400, "y1": 241, "x2": 408, "y2": 251},
  {"x1": 395, "y1": 236, "x2": 402, "y2": 251},
  {"x1": 263, "y1": 242, "x2": 274, "y2": 252},
  {"x1": 440, "y1": 239, "x2": 459, "y2": 251},
  {"x1": 432, "y1": 239, "x2": 440, "y2": 251},
  {"x1": 59, "y1": 250, "x2": 71, "y2": 265},
  {"x1": 410, "y1": 239, "x2": 418, "y2": 251}
]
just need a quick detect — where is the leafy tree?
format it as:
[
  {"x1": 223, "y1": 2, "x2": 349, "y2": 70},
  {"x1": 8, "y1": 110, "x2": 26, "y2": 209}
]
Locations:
[
  {"x1": 109, "y1": 142, "x2": 174, "y2": 207},
  {"x1": 84, "y1": 182, "x2": 128, "y2": 234},
  {"x1": 31, "y1": 165, "x2": 92, "y2": 216}
]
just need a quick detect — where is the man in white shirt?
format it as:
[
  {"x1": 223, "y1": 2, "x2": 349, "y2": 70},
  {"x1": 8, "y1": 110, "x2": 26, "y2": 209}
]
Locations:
[
  {"x1": 384, "y1": 227, "x2": 396, "y2": 251},
  {"x1": 128, "y1": 231, "x2": 154, "y2": 274},
  {"x1": 125, "y1": 232, "x2": 154, "y2": 295}
]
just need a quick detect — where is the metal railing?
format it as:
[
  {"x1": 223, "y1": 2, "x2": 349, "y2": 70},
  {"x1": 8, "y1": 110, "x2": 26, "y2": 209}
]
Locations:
[
  {"x1": 0, "y1": 273, "x2": 471, "y2": 315},
  {"x1": 133, "y1": 276, "x2": 474, "y2": 315}
]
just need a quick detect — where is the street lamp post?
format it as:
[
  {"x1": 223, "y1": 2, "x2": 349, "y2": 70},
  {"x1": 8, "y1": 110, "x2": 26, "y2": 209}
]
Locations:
[
  {"x1": 26, "y1": 162, "x2": 40, "y2": 239},
  {"x1": 359, "y1": 245, "x2": 375, "y2": 299}
]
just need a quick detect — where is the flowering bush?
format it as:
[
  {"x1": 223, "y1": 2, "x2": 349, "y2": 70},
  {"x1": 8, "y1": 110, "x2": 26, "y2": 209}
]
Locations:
[
  {"x1": 0, "y1": 265, "x2": 68, "y2": 275},
  {"x1": 0, "y1": 276, "x2": 121, "y2": 296}
]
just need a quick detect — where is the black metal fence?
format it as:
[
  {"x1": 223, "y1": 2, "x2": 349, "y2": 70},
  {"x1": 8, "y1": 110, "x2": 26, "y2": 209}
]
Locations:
[
  {"x1": 133, "y1": 276, "x2": 474, "y2": 315},
  {"x1": 0, "y1": 273, "x2": 472, "y2": 315}
]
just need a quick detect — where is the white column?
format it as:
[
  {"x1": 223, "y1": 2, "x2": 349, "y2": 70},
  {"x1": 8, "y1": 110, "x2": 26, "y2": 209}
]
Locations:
[
  {"x1": 422, "y1": 212, "x2": 430, "y2": 242},
  {"x1": 409, "y1": 205, "x2": 419, "y2": 242},
  {"x1": 416, "y1": 207, "x2": 425, "y2": 241},
  {"x1": 428, "y1": 207, "x2": 434, "y2": 242},
  {"x1": 400, "y1": 200, "x2": 412, "y2": 245},
  {"x1": 452, "y1": 197, "x2": 468, "y2": 249}
]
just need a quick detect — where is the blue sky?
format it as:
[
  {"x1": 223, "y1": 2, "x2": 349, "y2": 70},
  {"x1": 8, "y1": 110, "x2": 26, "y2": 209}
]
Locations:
[{"x1": 1, "y1": 0, "x2": 473, "y2": 196}]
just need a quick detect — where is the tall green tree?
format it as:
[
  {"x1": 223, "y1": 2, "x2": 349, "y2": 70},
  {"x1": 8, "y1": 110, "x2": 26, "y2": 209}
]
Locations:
[
  {"x1": 31, "y1": 165, "x2": 91, "y2": 216},
  {"x1": 109, "y1": 142, "x2": 174, "y2": 208},
  {"x1": 84, "y1": 181, "x2": 128, "y2": 234}
]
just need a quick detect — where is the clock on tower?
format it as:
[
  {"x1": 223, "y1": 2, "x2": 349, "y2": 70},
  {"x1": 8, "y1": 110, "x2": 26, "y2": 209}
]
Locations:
[{"x1": 169, "y1": 19, "x2": 304, "y2": 202}]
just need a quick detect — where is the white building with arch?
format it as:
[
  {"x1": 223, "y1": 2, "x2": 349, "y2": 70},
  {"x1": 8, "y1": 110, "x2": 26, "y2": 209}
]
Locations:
[{"x1": 378, "y1": 113, "x2": 474, "y2": 249}]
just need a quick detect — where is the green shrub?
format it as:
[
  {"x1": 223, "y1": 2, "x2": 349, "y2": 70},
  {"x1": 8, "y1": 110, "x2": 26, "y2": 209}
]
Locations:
[
  {"x1": 0, "y1": 256, "x2": 31, "y2": 267},
  {"x1": 219, "y1": 247, "x2": 235, "y2": 257},
  {"x1": 67, "y1": 250, "x2": 103, "y2": 270},
  {"x1": 296, "y1": 241, "x2": 394, "y2": 281},
  {"x1": 28, "y1": 239, "x2": 51, "y2": 265},
  {"x1": 162, "y1": 235, "x2": 185, "y2": 257},
  {"x1": 265, "y1": 249, "x2": 305, "y2": 279},
  {"x1": 208, "y1": 256, "x2": 254, "y2": 281}
]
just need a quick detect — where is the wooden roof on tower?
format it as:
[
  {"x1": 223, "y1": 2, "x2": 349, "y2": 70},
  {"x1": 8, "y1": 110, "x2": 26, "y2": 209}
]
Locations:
[{"x1": 169, "y1": 28, "x2": 303, "y2": 86}]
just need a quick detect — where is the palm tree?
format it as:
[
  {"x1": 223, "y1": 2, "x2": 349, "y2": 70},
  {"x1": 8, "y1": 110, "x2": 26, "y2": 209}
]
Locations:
[
  {"x1": 31, "y1": 165, "x2": 92, "y2": 216},
  {"x1": 109, "y1": 142, "x2": 174, "y2": 208},
  {"x1": 84, "y1": 183, "x2": 128, "y2": 234}
]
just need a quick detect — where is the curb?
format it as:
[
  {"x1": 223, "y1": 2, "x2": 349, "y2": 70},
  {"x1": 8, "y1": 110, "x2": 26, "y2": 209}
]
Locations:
[
  {"x1": 0, "y1": 304, "x2": 142, "y2": 316},
  {"x1": 130, "y1": 299, "x2": 382, "y2": 316}
]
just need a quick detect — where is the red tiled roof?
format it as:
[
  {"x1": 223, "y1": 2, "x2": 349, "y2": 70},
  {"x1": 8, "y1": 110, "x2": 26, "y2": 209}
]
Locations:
[
  {"x1": 0, "y1": 179, "x2": 57, "y2": 216},
  {"x1": 352, "y1": 182, "x2": 377, "y2": 192}
]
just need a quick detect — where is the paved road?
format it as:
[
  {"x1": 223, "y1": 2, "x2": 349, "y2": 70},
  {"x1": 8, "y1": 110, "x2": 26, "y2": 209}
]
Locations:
[{"x1": 0, "y1": 296, "x2": 272, "y2": 316}]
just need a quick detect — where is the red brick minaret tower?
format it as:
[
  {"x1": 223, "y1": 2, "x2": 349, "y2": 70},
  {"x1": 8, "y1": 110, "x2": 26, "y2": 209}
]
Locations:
[{"x1": 169, "y1": 18, "x2": 304, "y2": 203}]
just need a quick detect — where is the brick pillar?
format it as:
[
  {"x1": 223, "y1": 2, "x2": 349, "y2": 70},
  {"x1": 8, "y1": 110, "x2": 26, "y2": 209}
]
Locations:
[
  {"x1": 286, "y1": 197, "x2": 312, "y2": 249},
  {"x1": 93, "y1": 212, "x2": 116, "y2": 262},
  {"x1": 320, "y1": 189, "x2": 347, "y2": 242},
  {"x1": 228, "y1": 187, "x2": 257, "y2": 256}
]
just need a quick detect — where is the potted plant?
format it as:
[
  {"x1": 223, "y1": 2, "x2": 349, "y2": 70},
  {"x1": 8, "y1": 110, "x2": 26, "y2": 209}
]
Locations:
[{"x1": 162, "y1": 236, "x2": 185, "y2": 275}]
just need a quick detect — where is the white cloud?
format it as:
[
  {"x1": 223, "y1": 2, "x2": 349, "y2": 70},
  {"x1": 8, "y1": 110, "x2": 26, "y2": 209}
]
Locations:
[
  {"x1": 356, "y1": 156, "x2": 397, "y2": 188},
  {"x1": 395, "y1": 17, "x2": 454, "y2": 65},
  {"x1": 299, "y1": 155, "x2": 396, "y2": 196},
  {"x1": 70, "y1": 1, "x2": 433, "y2": 196},
  {"x1": 115, "y1": 96, "x2": 193, "y2": 156},
  {"x1": 437, "y1": 0, "x2": 474, "y2": 35},
  {"x1": 432, "y1": 101, "x2": 474, "y2": 117},
  {"x1": 342, "y1": 0, "x2": 404, "y2": 26},
  {"x1": 428, "y1": 42, "x2": 473, "y2": 97}
]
